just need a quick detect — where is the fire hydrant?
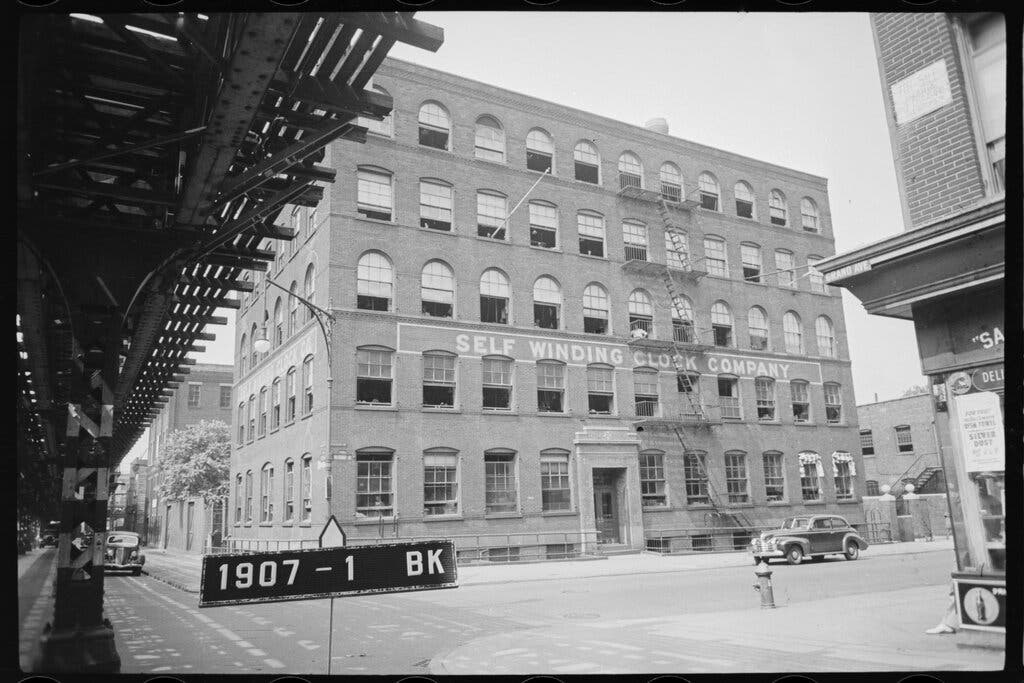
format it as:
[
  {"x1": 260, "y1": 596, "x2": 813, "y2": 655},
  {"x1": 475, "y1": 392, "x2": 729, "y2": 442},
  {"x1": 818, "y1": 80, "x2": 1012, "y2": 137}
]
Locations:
[{"x1": 753, "y1": 560, "x2": 776, "y2": 609}]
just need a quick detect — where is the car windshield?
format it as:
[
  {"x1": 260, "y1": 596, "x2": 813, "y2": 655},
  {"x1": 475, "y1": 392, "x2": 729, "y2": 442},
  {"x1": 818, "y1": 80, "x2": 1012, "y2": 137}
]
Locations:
[
  {"x1": 106, "y1": 535, "x2": 139, "y2": 547},
  {"x1": 783, "y1": 518, "x2": 810, "y2": 529}
]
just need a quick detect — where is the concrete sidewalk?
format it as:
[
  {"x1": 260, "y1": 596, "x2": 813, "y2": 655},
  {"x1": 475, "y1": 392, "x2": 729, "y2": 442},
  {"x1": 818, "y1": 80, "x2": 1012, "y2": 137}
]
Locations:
[{"x1": 139, "y1": 538, "x2": 957, "y2": 595}]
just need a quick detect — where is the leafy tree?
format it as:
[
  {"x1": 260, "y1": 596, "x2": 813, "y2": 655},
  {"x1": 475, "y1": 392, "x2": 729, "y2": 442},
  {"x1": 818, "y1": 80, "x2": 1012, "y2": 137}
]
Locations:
[
  {"x1": 154, "y1": 420, "x2": 231, "y2": 505},
  {"x1": 900, "y1": 384, "x2": 929, "y2": 398}
]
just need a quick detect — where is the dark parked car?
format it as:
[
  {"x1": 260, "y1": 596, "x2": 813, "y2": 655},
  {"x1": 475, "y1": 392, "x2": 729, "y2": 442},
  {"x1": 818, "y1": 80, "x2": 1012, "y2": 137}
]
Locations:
[
  {"x1": 751, "y1": 515, "x2": 868, "y2": 565},
  {"x1": 39, "y1": 534, "x2": 58, "y2": 548},
  {"x1": 104, "y1": 531, "x2": 146, "y2": 575}
]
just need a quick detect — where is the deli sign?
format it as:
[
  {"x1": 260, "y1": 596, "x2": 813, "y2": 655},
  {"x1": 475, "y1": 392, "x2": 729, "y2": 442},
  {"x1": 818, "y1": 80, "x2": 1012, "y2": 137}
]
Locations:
[{"x1": 971, "y1": 364, "x2": 1004, "y2": 392}]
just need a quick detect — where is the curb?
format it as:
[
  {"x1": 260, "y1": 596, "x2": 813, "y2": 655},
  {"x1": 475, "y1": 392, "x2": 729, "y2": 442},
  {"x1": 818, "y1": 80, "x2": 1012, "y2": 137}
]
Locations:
[{"x1": 141, "y1": 568, "x2": 201, "y2": 594}]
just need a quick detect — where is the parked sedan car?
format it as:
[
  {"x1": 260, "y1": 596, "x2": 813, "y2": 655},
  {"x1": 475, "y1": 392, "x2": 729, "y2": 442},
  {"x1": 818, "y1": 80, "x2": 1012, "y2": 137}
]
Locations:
[
  {"x1": 39, "y1": 534, "x2": 58, "y2": 548},
  {"x1": 751, "y1": 515, "x2": 868, "y2": 565},
  {"x1": 104, "y1": 531, "x2": 146, "y2": 575}
]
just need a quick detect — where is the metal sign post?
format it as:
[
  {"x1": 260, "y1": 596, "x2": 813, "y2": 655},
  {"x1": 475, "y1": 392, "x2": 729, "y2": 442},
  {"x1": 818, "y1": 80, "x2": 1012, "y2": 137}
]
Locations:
[{"x1": 318, "y1": 516, "x2": 346, "y2": 675}]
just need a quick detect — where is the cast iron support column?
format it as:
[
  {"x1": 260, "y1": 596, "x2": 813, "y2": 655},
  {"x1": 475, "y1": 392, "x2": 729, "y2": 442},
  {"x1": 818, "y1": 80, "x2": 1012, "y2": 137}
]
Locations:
[{"x1": 37, "y1": 309, "x2": 120, "y2": 673}]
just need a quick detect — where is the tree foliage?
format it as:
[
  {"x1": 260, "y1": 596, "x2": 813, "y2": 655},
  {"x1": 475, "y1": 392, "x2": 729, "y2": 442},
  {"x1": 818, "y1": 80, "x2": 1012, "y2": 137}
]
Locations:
[{"x1": 154, "y1": 420, "x2": 231, "y2": 505}]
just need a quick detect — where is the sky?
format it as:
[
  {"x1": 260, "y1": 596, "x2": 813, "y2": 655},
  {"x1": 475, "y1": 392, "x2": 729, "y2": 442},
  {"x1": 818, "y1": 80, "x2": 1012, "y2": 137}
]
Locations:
[{"x1": 124, "y1": 12, "x2": 929, "y2": 468}]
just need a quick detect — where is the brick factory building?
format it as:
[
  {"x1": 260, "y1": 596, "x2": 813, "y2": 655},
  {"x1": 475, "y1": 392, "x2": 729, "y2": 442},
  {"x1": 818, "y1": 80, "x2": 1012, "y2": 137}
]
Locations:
[
  {"x1": 229, "y1": 58, "x2": 865, "y2": 559},
  {"x1": 857, "y1": 393, "x2": 945, "y2": 498}
]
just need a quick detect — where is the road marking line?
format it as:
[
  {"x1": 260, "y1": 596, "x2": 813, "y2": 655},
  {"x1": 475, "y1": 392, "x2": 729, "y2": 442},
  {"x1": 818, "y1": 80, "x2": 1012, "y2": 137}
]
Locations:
[
  {"x1": 650, "y1": 649, "x2": 732, "y2": 667},
  {"x1": 217, "y1": 629, "x2": 242, "y2": 641},
  {"x1": 133, "y1": 654, "x2": 160, "y2": 660}
]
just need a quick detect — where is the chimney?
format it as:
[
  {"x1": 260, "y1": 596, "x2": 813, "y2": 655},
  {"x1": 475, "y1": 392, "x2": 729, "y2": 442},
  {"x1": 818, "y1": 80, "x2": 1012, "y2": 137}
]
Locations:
[
  {"x1": 644, "y1": 117, "x2": 669, "y2": 135},
  {"x1": 874, "y1": 393, "x2": 878, "y2": 403}
]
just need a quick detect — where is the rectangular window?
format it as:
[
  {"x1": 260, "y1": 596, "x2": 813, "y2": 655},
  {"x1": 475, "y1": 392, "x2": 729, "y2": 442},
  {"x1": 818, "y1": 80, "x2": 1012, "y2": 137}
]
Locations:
[
  {"x1": 537, "y1": 362, "x2": 565, "y2": 413},
  {"x1": 665, "y1": 231, "x2": 689, "y2": 269},
  {"x1": 775, "y1": 250, "x2": 796, "y2": 288},
  {"x1": 244, "y1": 474, "x2": 253, "y2": 522},
  {"x1": 703, "y1": 238, "x2": 728, "y2": 278},
  {"x1": 271, "y1": 382, "x2": 281, "y2": 430},
  {"x1": 529, "y1": 202, "x2": 558, "y2": 249},
  {"x1": 763, "y1": 452, "x2": 785, "y2": 502},
  {"x1": 260, "y1": 467, "x2": 274, "y2": 523},
  {"x1": 482, "y1": 357, "x2": 512, "y2": 410},
  {"x1": 356, "y1": 452, "x2": 393, "y2": 517},
  {"x1": 633, "y1": 371, "x2": 659, "y2": 417},
  {"x1": 258, "y1": 391, "x2": 267, "y2": 437},
  {"x1": 300, "y1": 458, "x2": 311, "y2": 521},
  {"x1": 577, "y1": 213, "x2": 605, "y2": 258},
  {"x1": 639, "y1": 452, "x2": 667, "y2": 507},
  {"x1": 187, "y1": 383, "x2": 202, "y2": 408},
  {"x1": 540, "y1": 453, "x2": 571, "y2": 511},
  {"x1": 303, "y1": 360, "x2": 314, "y2": 415},
  {"x1": 423, "y1": 354, "x2": 456, "y2": 408},
  {"x1": 718, "y1": 377, "x2": 741, "y2": 420},
  {"x1": 807, "y1": 257, "x2": 827, "y2": 293},
  {"x1": 480, "y1": 295, "x2": 508, "y2": 324},
  {"x1": 961, "y1": 13, "x2": 1006, "y2": 194},
  {"x1": 357, "y1": 169, "x2": 393, "y2": 221},
  {"x1": 219, "y1": 385, "x2": 232, "y2": 409},
  {"x1": 623, "y1": 222, "x2": 648, "y2": 262},
  {"x1": 895, "y1": 425, "x2": 914, "y2": 452},
  {"x1": 485, "y1": 452, "x2": 517, "y2": 514},
  {"x1": 285, "y1": 371, "x2": 296, "y2": 422},
  {"x1": 420, "y1": 181, "x2": 452, "y2": 231},
  {"x1": 791, "y1": 382, "x2": 810, "y2": 423},
  {"x1": 834, "y1": 462, "x2": 854, "y2": 500},
  {"x1": 725, "y1": 453, "x2": 749, "y2": 504},
  {"x1": 755, "y1": 378, "x2": 776, "y2": 421},
  {"x1": 587, "y1": 365, "x2": 614, "y2": 414},
  {"x1": 477, "y1": 192, "x2": 507, "y2": 240},
  {"x1": 284, "y1": 461, "x2": 294, "y2": 522},
  {"x1": 800, "y1": 462, "x2": 821, "y2": 501},
  {"x1": 824, "y1": 383, "x2": 842, "y2": 424},
  {"x1": 860, "y1": 429, "x2": 874, "y2": 455},
  {"x1": 683, "y1": 453, "x2": 709, "y2": 505},
  {"x1": 741, "y1": 244, "x2": 762, "y2": 283},
  {"x1": 357, "y1": 349, "x2": 393, "y2": 405},
  {"x1": 527, "y1": 148, "x2": 553, "y2": 173},
  {"x1": 424, "y1": 453, "x2": 458, "y2": 516}
]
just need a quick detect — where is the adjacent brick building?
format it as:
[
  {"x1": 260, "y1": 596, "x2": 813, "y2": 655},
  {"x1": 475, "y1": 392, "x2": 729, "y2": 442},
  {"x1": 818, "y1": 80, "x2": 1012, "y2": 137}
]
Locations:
[
  {"x1": 857, "y1": 393, "x2": 945, "y2": 497},
  {"x1": 145, "y1": 363, "x2": 234, "y2": 552},
  {"x1": 229, "y1": 57, "x2": 865, "y2": 559}
]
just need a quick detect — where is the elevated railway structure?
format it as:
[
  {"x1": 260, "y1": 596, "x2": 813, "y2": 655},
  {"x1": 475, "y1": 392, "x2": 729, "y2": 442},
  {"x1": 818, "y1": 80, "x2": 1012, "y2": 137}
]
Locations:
[{"x1": 17, "y1": 11, "x2": 442, "y2": 671}]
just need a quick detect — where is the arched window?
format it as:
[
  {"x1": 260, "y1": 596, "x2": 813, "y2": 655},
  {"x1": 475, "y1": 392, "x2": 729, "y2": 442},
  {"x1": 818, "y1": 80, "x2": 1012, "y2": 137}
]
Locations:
[
  {"x1": 740, "y1": 242, "x2": 762, "y2": 282},
  {"x1": 260, "y1": 462, "x2": 274, "y2": 523},
  {"x1": 300, "y1": 454, "x2": 312, "y2": 521},
  {"x1": 302, "y1": 355, "x2": 314, "y2": 415},
  {"x1": 356, "y1": 166, "x2": 393, "y2": 221},
  {"x1": 271, "y1": 377, "x2": 281, "y2": 430},
  {"x1": 586, "y1": 363, "x2": 615, "y2": 414},
  {"x1": 476, "y1": 190, "x2": 508, "y2": 240},
  {"x1": 660, "y1": 162, "x2": 683, "y2": 202},
  {"x1": 285, "y1": 366, "x2": 297, "y2": 422},
  {"x1": 421, "y1": 260, "x2": 455, "y2": 318},
  {"x1": 258, "y1": 386, "x2": 268, "y2": 437},
  {"x1": 357, "y1": 85, "x2": 393, "y2": 137},
  {"x1": 618, "y1": 151, "x2": 643, "y2": 190},
  {"x1": 261, "y1": 310, "x2": 270, "y2": 358},
  {"x1": 244, "y1": 470, "x2": 253, "y2": 522},
  {"x1": 698, "y1": 172, "x2": 720, "y2": 211},
  {"x1": 799, "y1": 451, "x2": 823, "y2": 501},
  {"x1": 283, "y1": 458, "x2": 295, "y2": 522},
  {"x1": 703, "y1": 235, "x2": 728, "y2": 277},
  {"x1": 533, "y1": 276, "x2": 562, "y2": 330},
  {"x1": 357, "y1": 251, "x2": 393, "y2": 311},
  {"x1": 418, "y1": 101, "x2": 450, "y2": 150},
  {"x1": 769, "y1": 189, "x2": 788, "y2": 226},
  {"x1": 419, "y1": 179, "x2": 452, "y2": 232},
  {"x1": 573, "y1": 140, "x2": 600, "y2": 184},
  {"x1": 763, "y1": 452, "x2": 785, "y2": 501},
  {"x1": 628, "y1": 289, "x2": 654, "y2": 338},
  {"x1": 577, "y1": 211, "x2": 605, "y2": 257},
  {"x1": 273, "y1": 297, "x2": 283, "y2": 347},
  {"x1": 724, "y1": 450, "x2": 750, "y2": 503},
  {"x1": 824, "y1": 382, "x2": 843, "y2": 423},
  {"x1": 423, "y1": 447, "x2": 460, "y2": 516},
  {"x1": 249, "y1": 323, "x2": 258, "y2": 368},
  {"x1": 633, "y1": 367, "x2": 660, "y2": 417},
  {"x1": 237, "y1": 403, "x2": 245, "y2": 445},
  {"x1": 526, "y1": 128, "x2": 554, "y2": 173},
  {"x1": 710, "y1": 301, "x2": 733, "y2": 347},
  {"x1": 734, "y1": 181, "x2": 755, "y2": 219},
  {"x1": 775, "y1": 249, "x2": 796, "y2": 288},
  {"x1": 234, "y1": 473, "x2": 243, "y2": 522},
  {"x1": 480, "y1": 269, "x2": 510, "y2": 324},
  {"x1": 239, "y1": 333, "x2": 247, "y2": 374},
  {"x1": 754, "y1": 377, "x2": 776, "y2": 420},
  {"x1": 816, "y1": 315, "x2": 836, "y2": 357},
  {"x1": 288, "y1": 281, "x2": 298, "y2": 335},
  {"x1": 683, "y1": 450, "x2": 710, "y2": 504},
  {"x1": 536, "y1": 360, "x2": 566, "y2": 413},
  {"x1": 748, "y1": 306, "x2": 769, "y2": 350},
  {"x1": 783, "y1": 311, "x2": 803, "y2": 354},
  {"x1": 717, "y1": 375, "x2": 741, "y2": 419},
  {"x1": 303, "y1": 264, "x2": 315, "y2": 322},
  {"x1": 791, "y1": 380, "x2": 810, "y2": 423},
  {"x1": 801, "y1": 197, "x2": 820, "y2": 232},
  {"x1": 528, "y1": 201, "x2": 558, "y2": 249},
  {"x1": 671, "y1": 294, "x2": 695, "y2": 343},
  {"x1": 474, "y1": 115, "x2": 505, "y2": 162},
  {"x1": 623, "y1": 220, "x2": 648, "y2": 262},
  {"x1": 583, "y1": 283, "x2": 610, "y2": 334}
]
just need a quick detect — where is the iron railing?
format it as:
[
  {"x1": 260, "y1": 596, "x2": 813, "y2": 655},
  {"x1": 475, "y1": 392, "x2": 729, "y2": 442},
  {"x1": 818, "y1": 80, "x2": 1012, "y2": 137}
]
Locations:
[
  {"x1": 624, "y1": 245, "x2": 648, "y2": 262},
  {"x1": 635, "y1": 399, "x2": 660, "y2": 417}
]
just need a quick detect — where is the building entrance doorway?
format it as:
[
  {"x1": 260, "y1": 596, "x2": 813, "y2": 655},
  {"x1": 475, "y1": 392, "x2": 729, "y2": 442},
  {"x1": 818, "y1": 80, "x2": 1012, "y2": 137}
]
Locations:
[{"x1": 593, "y1": 469, "x2": 623, "y2": 544}]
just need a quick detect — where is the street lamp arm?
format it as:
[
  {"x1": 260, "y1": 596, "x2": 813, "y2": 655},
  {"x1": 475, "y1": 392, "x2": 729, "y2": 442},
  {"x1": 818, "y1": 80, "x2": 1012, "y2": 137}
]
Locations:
[{"x1": 264, "y1": 276, "x2": 335, "y2": 323}]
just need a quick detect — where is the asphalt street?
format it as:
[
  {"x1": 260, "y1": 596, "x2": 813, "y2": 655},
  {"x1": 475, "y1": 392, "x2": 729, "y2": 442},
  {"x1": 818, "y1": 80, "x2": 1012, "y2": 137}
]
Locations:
[{"x1": 20, "y1": 547, "x2": 998, "y2": 675}]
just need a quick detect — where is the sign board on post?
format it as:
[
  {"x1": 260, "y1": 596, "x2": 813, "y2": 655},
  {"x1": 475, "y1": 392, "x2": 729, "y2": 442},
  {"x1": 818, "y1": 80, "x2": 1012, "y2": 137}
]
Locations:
[
  {"x1": 951, "y1": 391, "x2": 1004, "y2": 473},
  {"x1": 199, "y1": 540, "x2": 457, "y2": 607},
  {"x1": 953, "y1": 575, "x2": 1006, "y2": 632}
]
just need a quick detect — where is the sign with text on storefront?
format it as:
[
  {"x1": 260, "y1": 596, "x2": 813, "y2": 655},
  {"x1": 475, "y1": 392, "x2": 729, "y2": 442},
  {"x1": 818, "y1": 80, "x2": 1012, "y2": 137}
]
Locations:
[
  {"x1": 397, "y1": 323, "x2": 823, "y2": 382},
  {"x1": 953, "y1": 575, "x2": 1006, "y2": 632},
  {"x1": 952, "y1": 391, "x2": 1004, "y2": 473}
]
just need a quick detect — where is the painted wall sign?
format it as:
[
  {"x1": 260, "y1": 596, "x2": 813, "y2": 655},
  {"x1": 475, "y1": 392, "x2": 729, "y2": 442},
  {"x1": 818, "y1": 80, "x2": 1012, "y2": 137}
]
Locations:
[
  {"x1": 953, "y1": 576, "x2": 1006, "y2": 632},
  {"x1": 891, "y1": 60, "x2": 953, "y2": 125},
  {"x1": 971, "y1": 364, "x2": 1004, "y2": 392},
  {"x1": 398, "y1": 323, "x2": 823, "y2": 382},
  {"x1": 952, "y1": 391, "x2": 1004, "y2": 473}
]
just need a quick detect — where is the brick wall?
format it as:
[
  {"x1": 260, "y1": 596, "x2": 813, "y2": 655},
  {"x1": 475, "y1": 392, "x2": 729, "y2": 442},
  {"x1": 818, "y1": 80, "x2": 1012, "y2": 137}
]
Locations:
[
  {"x1": 857, "y1": 393, "x2": 941, "y2": 489},
  {"x1": 871, "y1": 13, "x2": 987, "y2": 228}
]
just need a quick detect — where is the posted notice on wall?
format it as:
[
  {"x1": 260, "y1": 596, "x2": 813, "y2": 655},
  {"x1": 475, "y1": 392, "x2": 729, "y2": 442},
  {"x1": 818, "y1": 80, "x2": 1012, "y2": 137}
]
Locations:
[{"x1": 952, "y1": 391, "x2": 1004, "y2": 473}]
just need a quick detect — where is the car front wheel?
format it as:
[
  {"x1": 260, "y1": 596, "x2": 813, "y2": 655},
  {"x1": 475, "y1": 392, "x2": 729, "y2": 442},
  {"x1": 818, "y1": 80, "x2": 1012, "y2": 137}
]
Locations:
[
  {"x1": 785, "y1": 546, "x2": 803, "y2": 565},
  {"x1": 844, "y1": 542, "x2": 860, "y2": 561}
]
